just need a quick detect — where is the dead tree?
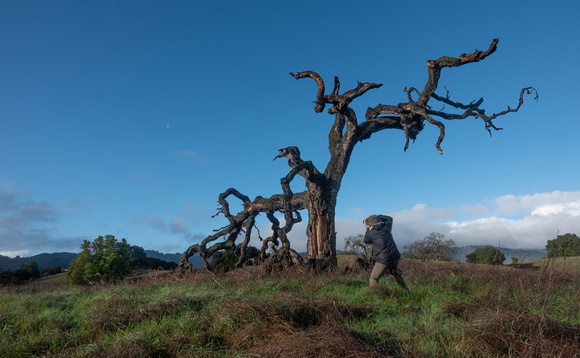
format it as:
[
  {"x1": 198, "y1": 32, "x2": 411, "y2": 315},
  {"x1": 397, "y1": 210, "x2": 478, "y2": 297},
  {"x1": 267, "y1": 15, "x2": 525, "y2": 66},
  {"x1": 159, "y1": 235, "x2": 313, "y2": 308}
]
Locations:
[{"x1": 179, "y1": 38, "x2": 537, "y2": 272}]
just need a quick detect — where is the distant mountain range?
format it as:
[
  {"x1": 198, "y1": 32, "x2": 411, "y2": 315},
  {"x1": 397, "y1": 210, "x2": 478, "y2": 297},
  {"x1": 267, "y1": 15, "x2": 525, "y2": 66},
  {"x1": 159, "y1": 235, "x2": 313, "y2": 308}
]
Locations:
[
  {"x1": 0, "y1": 250, "x2": 204, "y2": 271},
  {"x1": 1, "y1": 246, "x2": 547, "y2": 271}
]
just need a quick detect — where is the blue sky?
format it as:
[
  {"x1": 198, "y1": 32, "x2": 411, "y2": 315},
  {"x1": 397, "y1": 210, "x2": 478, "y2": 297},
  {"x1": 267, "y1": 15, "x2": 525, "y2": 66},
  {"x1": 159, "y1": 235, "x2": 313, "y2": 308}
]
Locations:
[{"x1": 1, "y1": 0, "x2": 579, "y2": 257}]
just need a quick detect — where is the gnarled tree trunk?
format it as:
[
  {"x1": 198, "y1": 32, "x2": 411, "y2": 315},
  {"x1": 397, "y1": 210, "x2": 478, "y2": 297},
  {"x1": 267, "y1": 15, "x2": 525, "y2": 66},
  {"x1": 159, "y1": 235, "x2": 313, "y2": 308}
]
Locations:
[{"x1": 305, "y1": 182, "x2": 337, "y2": 270}]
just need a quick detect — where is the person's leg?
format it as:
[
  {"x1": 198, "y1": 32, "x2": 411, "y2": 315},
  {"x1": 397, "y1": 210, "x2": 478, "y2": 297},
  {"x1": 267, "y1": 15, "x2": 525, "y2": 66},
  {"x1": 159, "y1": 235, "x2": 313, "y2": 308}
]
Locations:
[
  {"x1": 369, "y1": 262, "x2": 387, "y2": 288},
  {"x1": 387, "y1": 260, "x2": 409, "y2": 292}
]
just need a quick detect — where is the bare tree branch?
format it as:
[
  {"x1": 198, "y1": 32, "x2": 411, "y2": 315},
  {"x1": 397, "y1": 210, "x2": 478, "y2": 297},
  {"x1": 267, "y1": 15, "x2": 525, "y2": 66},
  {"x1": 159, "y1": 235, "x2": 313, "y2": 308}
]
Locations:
[
  {"x1": 426, "y1": 86, "x2": 538, "y2": 136},
  {"x1": 178, "y1": 187, "x2": 308, "y2": 270},
  {"x1": 327, "y1": 80, "x2": 383, "y2": 114},
  {"x1": 290, "y1": 71, "x2": 326, "y2": 113},
  {"x1": 417, "y1": 38, "x2": 499, "y2": 108},
  {"x1": 431, "y1": 91, "x2": 484, "y2": 110},
  {"x1": 481, "y1": 87, "x2": 539, "y2": 122},
  {"x1": 291, "y1": 72, "x2": 382, "y2": 115},
  {"x1": 404, "y1": 87, "x2": 421, "y2": 103}
]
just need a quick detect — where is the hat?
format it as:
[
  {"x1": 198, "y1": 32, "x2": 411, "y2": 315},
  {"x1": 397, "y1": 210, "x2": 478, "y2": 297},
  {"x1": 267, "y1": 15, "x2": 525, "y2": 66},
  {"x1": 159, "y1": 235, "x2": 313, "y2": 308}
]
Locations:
[{"x1": 364, "y1": 215, "x2": 381, "y2": 226}]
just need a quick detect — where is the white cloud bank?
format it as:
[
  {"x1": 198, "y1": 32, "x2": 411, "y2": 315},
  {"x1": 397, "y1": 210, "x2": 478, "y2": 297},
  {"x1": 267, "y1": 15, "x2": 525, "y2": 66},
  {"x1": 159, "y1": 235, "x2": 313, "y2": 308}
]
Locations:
[
  {"x1": 0, "y1": 180, "x2": 83, "y2": 257},
  {"x1": 3, "y1": 181, "x2": 577, "y2": 258},
  {"x1": 443, "y1": 191, "x2": 580, "y2": 249},
  {"x1": 264, "y1": 190, "x2": 580, "y2": 253}
]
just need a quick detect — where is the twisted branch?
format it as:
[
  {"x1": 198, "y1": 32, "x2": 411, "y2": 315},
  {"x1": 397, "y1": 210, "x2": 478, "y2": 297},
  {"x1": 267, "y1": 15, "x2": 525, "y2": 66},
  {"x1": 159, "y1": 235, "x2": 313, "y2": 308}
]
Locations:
[
  {"x1": 291, "y1": 72, "x2": 382, "y2": 115},
  {"x1": 427, "y1": 86, "x2": 538, "y2": 135},
  {"x1": 290, "y1": 71, "x2": 326, "y2": 113},
  {"x1": 359, "y1": 40, "x2": 535, "y2": 154},
  {"x1": 418, "y1": 38, "x2": 499, "y2": 108},
  {"x1": 179, "y1": 147, "x2": 318, "y2": 270}
]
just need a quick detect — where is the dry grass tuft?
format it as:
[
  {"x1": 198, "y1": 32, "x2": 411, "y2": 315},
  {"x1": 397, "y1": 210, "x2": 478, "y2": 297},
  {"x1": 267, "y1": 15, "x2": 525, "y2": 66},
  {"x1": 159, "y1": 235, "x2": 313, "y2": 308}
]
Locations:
[
  {"x1": 251, "y1": 321, "x2": 390, "y2": 358},
  {"x1": 444, "y1": 299, "x2": 580, "y2": 357},
  {"x1": 213, "y1": 296, "x2": 390, "y2": 357},
  {"x1": 472, "y1": 309, "x2": 579, "y2": 357}
]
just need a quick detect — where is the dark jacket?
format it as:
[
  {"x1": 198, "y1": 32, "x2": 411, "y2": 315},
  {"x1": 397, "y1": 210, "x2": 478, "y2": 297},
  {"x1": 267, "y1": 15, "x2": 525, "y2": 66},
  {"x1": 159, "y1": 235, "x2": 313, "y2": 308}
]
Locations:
[{"x1": 363, "y1": 217, "x2": 401, "y2": 265}]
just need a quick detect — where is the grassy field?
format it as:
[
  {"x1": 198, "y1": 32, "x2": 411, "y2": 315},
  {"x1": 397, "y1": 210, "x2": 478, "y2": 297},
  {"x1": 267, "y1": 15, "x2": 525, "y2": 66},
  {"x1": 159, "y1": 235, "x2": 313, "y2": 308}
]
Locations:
[{"x1": 1, "y1": 257, "x2": 579, "y2": 357}]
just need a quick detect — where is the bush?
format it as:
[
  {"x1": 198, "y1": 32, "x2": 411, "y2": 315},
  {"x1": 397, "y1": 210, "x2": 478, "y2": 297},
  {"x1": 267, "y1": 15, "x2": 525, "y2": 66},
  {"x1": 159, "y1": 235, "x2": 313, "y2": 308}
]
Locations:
[
  {"x1": 466, "y1": 245, "x2": 506, "y2": 265},
  {"x1": 67, "y1": 235, "x2": 132, "y2": 285}
]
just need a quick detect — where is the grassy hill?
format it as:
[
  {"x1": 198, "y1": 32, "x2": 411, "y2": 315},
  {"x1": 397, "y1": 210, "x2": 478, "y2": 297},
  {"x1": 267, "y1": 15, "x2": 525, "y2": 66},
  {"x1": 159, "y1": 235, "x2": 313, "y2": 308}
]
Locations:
[
  {"x1": 525, "y1": 255, "x2": 580, "y2": 271},
  {"x1": 1, "y1": 258, "x2": 578, "y2": 357}
]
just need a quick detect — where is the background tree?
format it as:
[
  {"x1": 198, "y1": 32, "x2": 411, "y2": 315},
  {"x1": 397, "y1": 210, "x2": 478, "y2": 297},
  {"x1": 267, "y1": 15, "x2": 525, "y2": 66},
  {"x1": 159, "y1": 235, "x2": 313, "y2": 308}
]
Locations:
[
  {"x1": 343, "y1": 234, "x2": 371, "y2": 257},
  {"x1": 180, "y1": 38, "x2": 536, "y2": 271},
  {"x1": 40, "y1": 264, "x2": 63, "y2": 277},
  {"x1": 127, "y1": 244, "x2": 178, "y2": 270},
  {"x1": 403, "y1": 232, "x2": 456, "y2": 262},
  {"x1": 17, "y1": 260, "x2": 40, "y2": 280},
  {"x1": 466, "y1": 246, "x2": 506, "y2": 265},
  {"x1": 130, "y1": 245, "x2": 149, "y2": 268},
  {"x1": 142, "y1": 256, "x2": 178, "y2": 270},
  {"x1": 0, "y1": 260, "x2": 41, "y2": 285},
  {"x1": 546, "y1": 233, "x2": 580, "y2": 258},
  {"x1": 0, "y1": 269, "x2": 10, "y2": 286},
  {"x1": 67, "y1": 235, "x2": 132, "y2": 285},
  {"x1": 342, "y1": 234, "x2": 373, "y2": 272}
]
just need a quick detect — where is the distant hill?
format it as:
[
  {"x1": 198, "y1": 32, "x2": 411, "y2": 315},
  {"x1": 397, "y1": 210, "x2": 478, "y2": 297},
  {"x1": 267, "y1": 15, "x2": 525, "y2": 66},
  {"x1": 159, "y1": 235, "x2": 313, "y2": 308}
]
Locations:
[
  {"x1": 144, "y1": 250, "x2": 204, "y2": 269},
  {"x1": 0, "y1": 252, "x2": 78, "y2": 271},
  {"x1": 0, "y1": 250, "x2": 204, "y2": 271},
  {"x1": 452, "y1": 246, "x2": 547, "y2": 264}
]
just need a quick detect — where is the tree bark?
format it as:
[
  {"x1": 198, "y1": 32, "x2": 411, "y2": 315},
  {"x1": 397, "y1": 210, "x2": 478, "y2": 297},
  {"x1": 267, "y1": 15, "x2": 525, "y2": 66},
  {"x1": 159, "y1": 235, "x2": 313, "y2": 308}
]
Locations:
[{"x1": 305, "y1": 183, "x2": 337, "y2": 270}]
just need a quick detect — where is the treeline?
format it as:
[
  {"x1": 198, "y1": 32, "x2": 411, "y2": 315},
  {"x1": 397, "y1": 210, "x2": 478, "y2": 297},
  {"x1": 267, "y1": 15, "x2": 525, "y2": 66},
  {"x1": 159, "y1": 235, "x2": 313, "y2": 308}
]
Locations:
[
  {"x1": 130, "y1": 245, "x2": 178, "y2": 271},
  {"x1": 0, "y1": 261, "x2": 62, "y2": 286},
  {"x1": 343, "y1": 232, "x2": 578, "y2": 266},
  {"x1": 1, "y1": 238, "x2": 177, "y2": 286},
  {"x1": 67, "y1": 236, "x2": 178, "y2": 285},
  {"x1": 0, "y1": 252, "x2": 77, "y2": 271},
  {"x1": 0, "y1": 250, "x2": 194, "y2": 272}
]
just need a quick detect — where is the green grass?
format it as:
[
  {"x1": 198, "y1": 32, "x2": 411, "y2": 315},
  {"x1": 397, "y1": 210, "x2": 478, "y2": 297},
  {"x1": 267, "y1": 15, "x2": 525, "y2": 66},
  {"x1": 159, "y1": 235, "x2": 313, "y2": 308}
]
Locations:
[{"x1": 1, "y1": 259, "x2": 579, "y2": 357}]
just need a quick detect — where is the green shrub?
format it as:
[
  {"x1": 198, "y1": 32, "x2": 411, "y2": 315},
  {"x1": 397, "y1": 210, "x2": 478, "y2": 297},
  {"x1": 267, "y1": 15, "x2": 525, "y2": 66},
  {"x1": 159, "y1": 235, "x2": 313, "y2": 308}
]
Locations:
[{"x1": 466, "y1": 245, "x2": 505, "y2": 265}]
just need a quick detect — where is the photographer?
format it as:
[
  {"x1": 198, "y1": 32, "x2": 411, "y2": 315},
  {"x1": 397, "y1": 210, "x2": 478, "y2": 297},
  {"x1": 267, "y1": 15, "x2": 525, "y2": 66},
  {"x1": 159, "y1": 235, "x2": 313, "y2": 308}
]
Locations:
[{"x1": 363, "y1": 215, "x2": 409, "y2": 291}]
